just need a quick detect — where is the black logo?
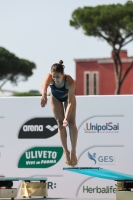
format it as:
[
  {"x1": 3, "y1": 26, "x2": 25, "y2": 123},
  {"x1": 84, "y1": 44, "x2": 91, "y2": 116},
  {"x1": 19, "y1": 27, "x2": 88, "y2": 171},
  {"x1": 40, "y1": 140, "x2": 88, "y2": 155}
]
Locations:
[{"x1": 18, "y1": 118, "x2": 58, "y2": 139}]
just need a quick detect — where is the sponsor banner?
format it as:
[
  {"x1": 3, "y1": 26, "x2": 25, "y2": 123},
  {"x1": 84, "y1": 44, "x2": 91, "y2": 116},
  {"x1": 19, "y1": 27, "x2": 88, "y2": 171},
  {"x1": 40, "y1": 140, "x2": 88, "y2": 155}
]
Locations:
[
  {"x1": 77, "y1": 178, "x2": 116, "y2": 198},
  {"x1": 18, "y1": 146, "x2": 63, "y2": 168},
  {"x1": 79, "y1": 116, "x2": 123, "y2": 134},
  {"x1": 77, "y1": 146, "x2": 125, "y2": 167},
  {"x1": 85, "y1": 121, "x2": 119, "y2": 133},
  {"x1": 0, "y1": 96, "x2": 133, "y2": 198},
  {"x1": 18, "y1": 117, "x2": 58, "y2": 139}
]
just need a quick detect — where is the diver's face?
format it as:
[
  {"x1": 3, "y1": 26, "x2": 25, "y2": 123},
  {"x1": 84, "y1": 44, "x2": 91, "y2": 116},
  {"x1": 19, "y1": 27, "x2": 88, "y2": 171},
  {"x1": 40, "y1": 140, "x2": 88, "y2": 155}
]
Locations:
[{"x1": 52, "y1": 72, "x2": 64, "y2": 85}]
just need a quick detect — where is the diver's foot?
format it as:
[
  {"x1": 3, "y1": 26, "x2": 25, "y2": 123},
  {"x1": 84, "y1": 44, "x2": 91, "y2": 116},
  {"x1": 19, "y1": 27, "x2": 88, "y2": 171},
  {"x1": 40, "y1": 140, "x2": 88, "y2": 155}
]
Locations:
[
  {"x1": 64, "y1": 151, "x2": 71, "y2": 166},
  {"x1": 71, "y1": 152, "x2": 77, "y2": 167}
]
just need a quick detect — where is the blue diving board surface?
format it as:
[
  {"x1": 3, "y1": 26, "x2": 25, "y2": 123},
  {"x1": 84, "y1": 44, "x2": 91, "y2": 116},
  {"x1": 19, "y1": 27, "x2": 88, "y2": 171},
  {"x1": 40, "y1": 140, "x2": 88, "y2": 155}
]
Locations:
[
  {"x1": 0, "y1": 177, "x2": 47, "y2": 181},
  {"x1": 63, "y1": 167, "x2": 133, "y2": 181}
]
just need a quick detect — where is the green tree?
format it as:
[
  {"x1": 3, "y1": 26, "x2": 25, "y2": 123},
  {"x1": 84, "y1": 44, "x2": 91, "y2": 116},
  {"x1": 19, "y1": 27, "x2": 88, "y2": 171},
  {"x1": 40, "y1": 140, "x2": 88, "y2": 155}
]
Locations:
[
  {"x1": 13, "y1": 90, "x2": 41, "y2": 96},
  {"x1": 70, "y1": 1, "x2": 133, "y2": 94},
  {"x1": 13, "y1": 92, "x2": 41, "y2": 96},
  {"x1": 0, "y1": 47, "x2": 36, "y2": 89}
]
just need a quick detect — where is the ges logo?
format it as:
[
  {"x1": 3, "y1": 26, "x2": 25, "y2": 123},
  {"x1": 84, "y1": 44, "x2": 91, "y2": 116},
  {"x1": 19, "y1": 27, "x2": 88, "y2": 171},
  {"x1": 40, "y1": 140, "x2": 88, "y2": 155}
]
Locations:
[{"x1": 88, "y1": 151, "x2": 115, "y2": 165}]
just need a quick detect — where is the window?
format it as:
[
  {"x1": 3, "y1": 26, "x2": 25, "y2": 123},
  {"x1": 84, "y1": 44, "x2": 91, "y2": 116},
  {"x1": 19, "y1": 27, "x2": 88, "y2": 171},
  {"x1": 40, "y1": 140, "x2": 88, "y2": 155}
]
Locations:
[
  {"x1": 84, "y1": 71, "x2": 99, "y2": 95},
  {"x1": 84, "y1": 72, "x2": 91, "y2": 95}
]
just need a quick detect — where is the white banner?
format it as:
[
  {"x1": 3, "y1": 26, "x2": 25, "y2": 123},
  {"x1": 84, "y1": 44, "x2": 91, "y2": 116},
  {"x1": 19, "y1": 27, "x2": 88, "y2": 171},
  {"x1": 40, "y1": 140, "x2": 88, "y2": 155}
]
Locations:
[{"x1": 0, "y1": 95, "x2": 133, "y2": 198}]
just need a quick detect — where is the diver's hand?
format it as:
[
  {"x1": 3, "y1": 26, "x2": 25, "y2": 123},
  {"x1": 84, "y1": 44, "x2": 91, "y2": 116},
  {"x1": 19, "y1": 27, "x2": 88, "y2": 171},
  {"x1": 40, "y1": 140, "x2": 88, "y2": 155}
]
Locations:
[
  {"x1": 63, "y1": 119, "x2": 68, "y2": 127},
  {"x1": 40, "y1": 94, "x2": 47, "y2": 107}
]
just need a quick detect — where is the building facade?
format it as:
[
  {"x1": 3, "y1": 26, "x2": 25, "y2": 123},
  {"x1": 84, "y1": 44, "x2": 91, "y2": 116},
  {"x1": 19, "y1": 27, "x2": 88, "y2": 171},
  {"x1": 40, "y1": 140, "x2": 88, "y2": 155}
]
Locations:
[{"x1": 75, "y1": 50, "x2": 133, "y2": 95}]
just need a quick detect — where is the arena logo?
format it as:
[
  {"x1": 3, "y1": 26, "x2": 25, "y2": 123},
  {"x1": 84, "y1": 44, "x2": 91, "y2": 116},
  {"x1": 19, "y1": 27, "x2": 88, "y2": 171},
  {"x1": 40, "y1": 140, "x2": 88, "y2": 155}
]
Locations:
[
  {"x1": 18, "y1": 118, "x2": 58, "y2": 139},
  {"x1": 88, "y1": 151, "x2": 115, "y2": 165},
  {"x1": 84, "y1": 122, "x2": 119, "y2": 133},
  {"x1": 18, "y1": 146, "x2": 63, "y2": 168},
  {"x1": 23, "y1": 125, "x2": 43, "y2": 132}
]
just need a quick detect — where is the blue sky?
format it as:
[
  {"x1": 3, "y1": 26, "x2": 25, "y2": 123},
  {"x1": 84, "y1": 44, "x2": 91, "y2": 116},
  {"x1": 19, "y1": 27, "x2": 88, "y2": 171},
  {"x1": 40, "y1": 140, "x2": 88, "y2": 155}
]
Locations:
[{"x1": 0, "y1": 0, "x2": 132, "y2": 94}]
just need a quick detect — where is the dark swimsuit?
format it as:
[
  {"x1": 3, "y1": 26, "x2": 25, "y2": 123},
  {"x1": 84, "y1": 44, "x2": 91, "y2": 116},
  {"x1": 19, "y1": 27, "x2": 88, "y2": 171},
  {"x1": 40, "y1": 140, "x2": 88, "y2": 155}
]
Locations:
[{"x1": 50, "y1": 76, "x2": 68, "y2": 102}]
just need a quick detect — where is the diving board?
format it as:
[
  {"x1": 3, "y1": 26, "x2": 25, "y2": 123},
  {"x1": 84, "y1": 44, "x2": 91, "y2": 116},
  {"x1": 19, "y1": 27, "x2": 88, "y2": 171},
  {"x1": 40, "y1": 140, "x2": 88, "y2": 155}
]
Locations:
[
  {"x1": 63, "y1": 167, "x2": 133, "y2": 200},
  {"x1": 0, "y1": 177, "x2": 47, "y2": 182},
  {"x1": 0, "y1": 177, "x2": 48, "y2": 200},
  {"x1": 63, "y1": 167, "x2": 133, "y2": 181}
]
